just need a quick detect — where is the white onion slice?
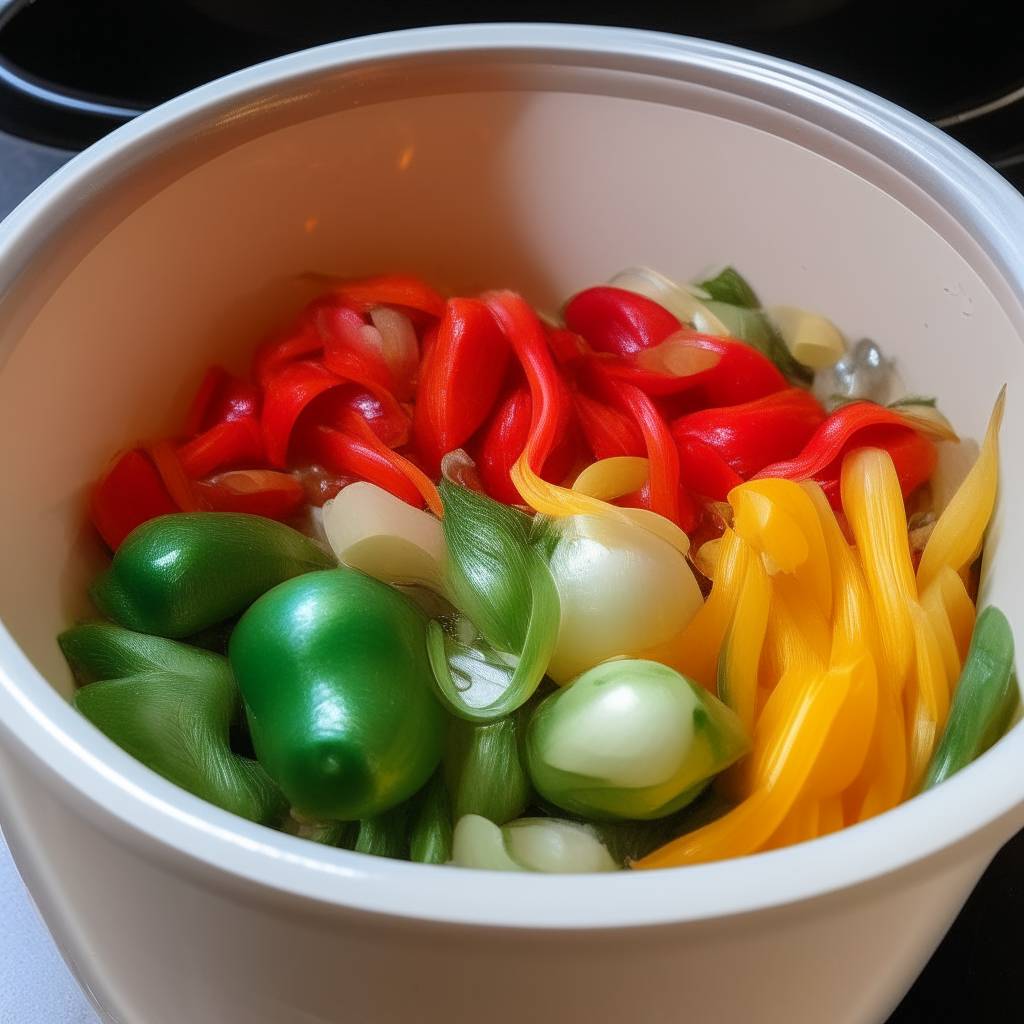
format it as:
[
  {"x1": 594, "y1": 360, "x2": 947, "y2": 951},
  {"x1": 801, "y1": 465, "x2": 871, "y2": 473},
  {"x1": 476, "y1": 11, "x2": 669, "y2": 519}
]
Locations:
[
  {"x1": 321, "y1": 481, "x2": 447, "y2": 592},
  {"x1": 369, "y1": 305, "x2": 419, "y2": 398},
  {"x1": 546, "y1": 514, "x2": 703, "y2": 683},
  {"x1": 768, "y1": 305, "x2": 846, "y2": 369},
  {"x1": 609, "y1": 266, "x2": 730, "y2": 336}
]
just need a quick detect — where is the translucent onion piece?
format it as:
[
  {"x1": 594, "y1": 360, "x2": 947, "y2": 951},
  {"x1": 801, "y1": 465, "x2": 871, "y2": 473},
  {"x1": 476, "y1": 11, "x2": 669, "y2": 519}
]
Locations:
[
  {"x1": 767, "y1": 305, "x2": 846, "y2": 369},
  {"x1": 608, "y1": 266, "x2": 729, "y2": 336},
  {"x1": 890, "y1": 403, "x2": 959, "y2": 443},
  {"x1": 545, "y1": 514, "x2": 703, "y2": 683},
  {"x1": 450, "y1": 814, "x2": 525, "y2": 871},
  {"x1": 526, "y1": 659, "x2": 749, "y2": 820},
  {"x1": 572, "y1": 456, "x2": 649, "y2": 501},
  {"x1": 368, "y1": 305, "x2": 418, "y2": 400},
  {"x1": 842, "y1": 448, "x2": 918, "y2": 688},
  {"x1": 693, "y1": 539, "x2": 721, "y2": 581},
  {"x1": 634, "y1": 334, "x2": 723, "y2": 378},
  {"x1": 321, "y1": 482, "x2": 447, "y2": 592},
  {"x1": 440, "y1": 448, "x2": 486, "y2": 493},
  {"x1": 917, "y1": 386, "x2": 1005, "y2": 593},
  {"x1": 502, "y1": 818, "x2": 618, "y2": 873}
]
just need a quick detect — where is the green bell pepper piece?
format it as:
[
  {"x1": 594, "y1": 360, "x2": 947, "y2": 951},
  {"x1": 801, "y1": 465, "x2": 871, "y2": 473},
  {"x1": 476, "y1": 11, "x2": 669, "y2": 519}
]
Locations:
[
  {"x1": 922, "y1": 605, "x2": 1019, "y2": 791},
  {"x1": 64, "y1": 623, "x2": 286, "y2": 826},
  {"x1": 90, "y1": 512, "x2": 335, "y2": 638},
  {"x1": 229, "y1": 568, "x2": 446, "y2": 821}
]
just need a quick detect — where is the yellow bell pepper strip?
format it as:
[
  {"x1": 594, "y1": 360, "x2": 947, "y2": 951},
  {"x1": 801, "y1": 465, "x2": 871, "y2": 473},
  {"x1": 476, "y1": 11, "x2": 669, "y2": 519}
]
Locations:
[
  {"x1": 802, "y1": 481, "x2": 892, "y2": 818},
  {"x1": 571, "y1": 456, "x2": 650, "y2": 501},
  {"x1": 638, "y1": 527, "x2": 746, "y2": 690},
  {"x1": 717, "y1": 548, "x2": 771, "y2": 734},
  {"x1": 922, "y1": 606, "x2": 1019, "y2": 791},
  {"x1": 635, "y1": 656, "x2": 864, "y2": 867},
  {"x1": 904, "y1": 600, "x2": 950, "y2": 793},
  {"x1": 917, "y1": 386, "x2": 1005, "y2": 593},
  {"x1": 841, "y1": 447, "x2": 918, "y2": 689},
  {"x1": 921, "y1": 566, "x2": 977, "y2": 689},
  {"x1": 729, "y1": 479, "x2": 832, "y2": 622}
]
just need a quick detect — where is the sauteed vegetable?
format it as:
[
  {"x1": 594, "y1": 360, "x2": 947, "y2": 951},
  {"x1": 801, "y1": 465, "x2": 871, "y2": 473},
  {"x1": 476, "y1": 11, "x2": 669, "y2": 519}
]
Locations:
[{"x1": 61, "y1": 267, "x2": 1016, "y2": 872}]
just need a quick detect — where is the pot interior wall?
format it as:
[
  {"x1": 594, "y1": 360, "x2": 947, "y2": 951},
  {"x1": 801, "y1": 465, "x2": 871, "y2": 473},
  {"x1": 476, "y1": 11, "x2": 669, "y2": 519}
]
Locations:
[{"x1": 1, "y1": 86, "x2": 1022, "y2": 701}]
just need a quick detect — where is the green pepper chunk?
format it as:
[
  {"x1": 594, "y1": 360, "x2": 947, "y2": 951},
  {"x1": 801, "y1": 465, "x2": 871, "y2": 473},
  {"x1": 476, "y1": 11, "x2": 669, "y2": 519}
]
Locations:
[
  {"x1": 922, "y1": 606, "x2": 1020, "y2": 791},
  {"x1": 90, "y1": 512, "x2": 336, "y2": 638},
  {"x1": 229, "y1": 568, "x2": 446, "y2": 821},
  {"x1": 63, "y1": 623, "x2": 286, "y2": 826}
]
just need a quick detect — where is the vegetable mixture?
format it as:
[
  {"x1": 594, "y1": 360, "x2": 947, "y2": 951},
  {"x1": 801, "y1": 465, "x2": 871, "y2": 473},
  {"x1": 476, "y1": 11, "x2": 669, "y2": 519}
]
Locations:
[{"x1": 60, "y1": 266, "x2": 1017, "y2": 872}]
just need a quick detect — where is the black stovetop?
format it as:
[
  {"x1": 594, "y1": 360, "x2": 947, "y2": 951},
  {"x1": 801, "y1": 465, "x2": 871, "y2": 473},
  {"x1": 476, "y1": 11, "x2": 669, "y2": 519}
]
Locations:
[{"x1": 2, "y1": 3, "x2": 1023, "y2": 1022}]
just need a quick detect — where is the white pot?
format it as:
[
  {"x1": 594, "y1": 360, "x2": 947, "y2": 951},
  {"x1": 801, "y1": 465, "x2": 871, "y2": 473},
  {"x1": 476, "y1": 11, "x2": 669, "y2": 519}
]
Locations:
[{"x1": 2, "y1": 23, "x2": 1023, "y2": 1024}]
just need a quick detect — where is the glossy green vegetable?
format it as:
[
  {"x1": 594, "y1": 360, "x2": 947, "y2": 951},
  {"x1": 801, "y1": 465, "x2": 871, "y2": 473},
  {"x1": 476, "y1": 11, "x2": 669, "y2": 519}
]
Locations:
[
  {"x1": 444, "y1": 708, "x2": 532, "y2": 825},
  {"x1": 526, "y1": 659, "x2": 750, "y2": 820},
  {"x1": 62, "y1": 622, "x2": 286, "y2": 826},
  {"x1": 922, "y1": 606, "x2": 1019, "y2": 791},
  {"x1": 229, "y1": 568, "x2": 446, "y2": 821},
  {"x1": 91, "y1": 512, "x2": 335, "y2": 638}
]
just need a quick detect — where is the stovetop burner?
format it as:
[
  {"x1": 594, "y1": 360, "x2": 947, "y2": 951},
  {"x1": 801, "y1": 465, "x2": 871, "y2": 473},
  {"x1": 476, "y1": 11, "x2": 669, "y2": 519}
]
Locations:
[{"x1": 2, "y1": 0, "x2": 1024, "y2": 189}]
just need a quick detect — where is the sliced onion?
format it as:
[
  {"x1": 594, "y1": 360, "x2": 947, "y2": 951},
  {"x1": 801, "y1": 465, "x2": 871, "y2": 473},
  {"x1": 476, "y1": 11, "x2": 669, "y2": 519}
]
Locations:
[
  {"x1": 609, "y1": 266, "x2": 729, "y2": 336},
  {"x1": 321, "y1": 481, "x2": 447, "y2": 592},
  {"x1": 546, "y1": 514, "x2": 703, "y2": 683},
  {"x1": 502, "y1": 818, "x2": 617, "y2": 872},
  {"x1": 767, "y1": 305, "x2": 846, "y2": 369},
  {"x1": 635, "y1": 333, "x2": 723, "y2": 377},
  {"x1": 369, "y1": 305, "x2": 419, "y2": 399},
  {"x1": 891, "y1": 403, "x2": 960, "y2": 443}
]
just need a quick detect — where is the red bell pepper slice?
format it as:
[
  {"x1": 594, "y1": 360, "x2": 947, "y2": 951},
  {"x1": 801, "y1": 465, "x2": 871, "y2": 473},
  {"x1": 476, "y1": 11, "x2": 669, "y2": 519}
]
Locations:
[
  {"x1": 302, "y1": 412, "x2": 442, "y2": 515},
  {"x1": 253, "y1": 324, "x2": 322, "y2": 389},
  {"x1": 193, "y1": 470, "x2": 305, "y2": 519},
  {"x1": 332, "y1": 274, "x2": 446, "y2": 319},
  {"x1": 485, "y1": 292, "x2": 570, "y2": 472},
  {"x1": 564, "y1": 286, "x2": 681, "y2": 356},
  {"x1": 674, "y1": 435, "x2": 745, "y2": 503},
  {"x1": 184, "y1": 366, "x2": 261, "y2": 436},
  {"x1": 414, "y1": 297, "x2": 511, "y2": 476},
  {"x1": 672, "y1": 387, "x2": 827, "y2": 480},
  {"x1": 90, "y1": 449, "x2": 178, "y2": 550},
  {"x1": 177, "y1": 417, "x2": 266, "y2": 479},
  {"x1": 610, "y1": 380, "x2": 682, "y2": 525},
  {"x1": 754, "y1": 402, "x2": 937, "y2": 510},
  {"x1": 573, "y1": 392, "x2": 645, "y2": 460},
  {"x1": 605, "y1": 333, "x2": 788, "y2": 407},
  {"x1": 475, "y1": 384, "x2": 579, "y2": 505},
  {"x1": 145, "y1": 440, "x2": 204, "y2": 512},
  {"x1": 261, "y1": 361, "x2": 347, "y2": 468}
]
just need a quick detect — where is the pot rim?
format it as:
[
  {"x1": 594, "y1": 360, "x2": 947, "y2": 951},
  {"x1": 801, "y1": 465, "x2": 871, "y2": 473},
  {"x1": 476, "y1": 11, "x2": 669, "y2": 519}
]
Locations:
[{"x1": 3, "y1": 22, "x2": 1024, "y2": 931}]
